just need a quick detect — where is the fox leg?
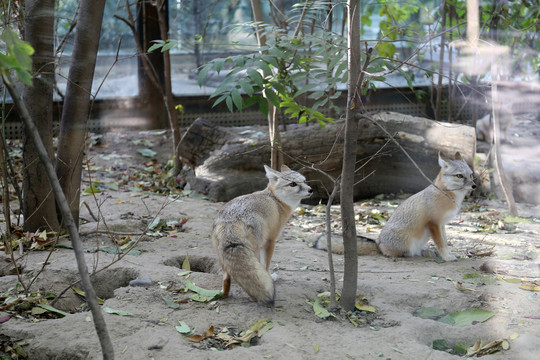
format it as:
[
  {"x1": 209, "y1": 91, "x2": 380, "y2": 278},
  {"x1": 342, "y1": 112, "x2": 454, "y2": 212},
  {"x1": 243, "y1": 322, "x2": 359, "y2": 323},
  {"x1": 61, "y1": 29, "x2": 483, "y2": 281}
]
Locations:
[
  {"x1": 263, "y1": 239, "x2": 280, "y2": 281},
  {"x1": 263, "y1": 239, "x2": 277, "y2": 271},
  {"x1": 428, "y1": 223, "x2": 457, "y2": 261},
  {"x1": 222, "y1": 272, "x2": 231, "y2": 297}
]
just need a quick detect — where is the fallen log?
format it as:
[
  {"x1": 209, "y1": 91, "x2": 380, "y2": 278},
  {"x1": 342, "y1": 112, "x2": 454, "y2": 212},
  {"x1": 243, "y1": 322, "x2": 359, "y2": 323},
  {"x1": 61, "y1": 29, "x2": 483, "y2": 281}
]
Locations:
[{"x1": 178, "y1": 112, "x2": 476, "y2": 202}]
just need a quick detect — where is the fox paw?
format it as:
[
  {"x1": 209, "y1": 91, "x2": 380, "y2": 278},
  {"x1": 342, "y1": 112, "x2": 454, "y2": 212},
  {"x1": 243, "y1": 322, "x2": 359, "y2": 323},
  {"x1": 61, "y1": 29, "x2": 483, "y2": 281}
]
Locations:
[{"x1": 441, "y1": 252, "x2": 458, "y2": 261}]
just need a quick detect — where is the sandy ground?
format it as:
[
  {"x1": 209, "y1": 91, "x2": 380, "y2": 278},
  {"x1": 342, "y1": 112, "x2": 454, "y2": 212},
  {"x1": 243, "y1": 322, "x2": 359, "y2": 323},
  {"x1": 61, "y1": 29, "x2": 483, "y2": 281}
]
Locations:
[{"x1": 1, "y1": 116, "x2": 539, "y2": 360}]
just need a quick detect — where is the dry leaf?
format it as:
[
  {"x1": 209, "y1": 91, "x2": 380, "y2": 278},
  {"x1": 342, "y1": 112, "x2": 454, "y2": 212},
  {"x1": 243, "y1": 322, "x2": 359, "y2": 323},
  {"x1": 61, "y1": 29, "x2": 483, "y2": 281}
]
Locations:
[
  {"x1": 519, "y1": 284, "x2": 540, "y2": 292},
  {"x1": 186, "y1": 334, "x2": 206, "y2": 342},
  {"x1": 453, "y1": 281, "x2": 477, "y2": 291},
  {"x1": 205, "y1": 326, "x2": 215, "y2": 338},
  {"x1": 182, "y1": 254, "x2": 190, "y2": 270}
]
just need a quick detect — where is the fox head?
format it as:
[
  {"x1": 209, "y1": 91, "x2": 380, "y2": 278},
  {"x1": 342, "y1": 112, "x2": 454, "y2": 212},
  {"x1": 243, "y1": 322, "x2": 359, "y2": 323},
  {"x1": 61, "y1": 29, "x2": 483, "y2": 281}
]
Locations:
[
  {"x1": 438, "y1": 152, "x2": 476, "y2": 192},
  {"x1": 264, "y1": 165, "x2": 313, "y2": 208}
]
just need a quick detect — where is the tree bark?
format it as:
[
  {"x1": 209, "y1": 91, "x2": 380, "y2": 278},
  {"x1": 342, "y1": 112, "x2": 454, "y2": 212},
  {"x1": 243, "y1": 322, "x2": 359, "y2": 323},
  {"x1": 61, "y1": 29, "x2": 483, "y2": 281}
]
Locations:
[
  {"x1": 155, "y1": 0, "x2": 182, "y2": 174},
  {"x1": 339, "y1": 0, "x2": 361, "y2": 311},
  {"x1": 137, "y1": 0, "x2": 168, "y2": 129},
  {"x1": 435, "y1": 0, "x2": 447, "y2": 121},
  {"x1": 179, "y1": 114, "x2": 476, "y2": 202},
  {"x1": 55, "y1": 0, "x2": 106, "y2": 228},
  {"x1": 3, "y1": 73, "x2": 115, "y2": 360},
  {"x1": 250, "y1": 0, "x2": 283, "y2": 170},
  {"x1": 21, "y1": 0, "x2": 60, "y2": 232}
]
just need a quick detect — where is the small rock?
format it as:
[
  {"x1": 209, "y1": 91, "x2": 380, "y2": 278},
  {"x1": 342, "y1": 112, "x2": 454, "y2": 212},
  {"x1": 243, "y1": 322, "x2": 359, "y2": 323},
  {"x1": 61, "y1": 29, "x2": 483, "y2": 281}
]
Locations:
[{"x1": 129, "y1": 277, "x2": 153, "y2": 287}]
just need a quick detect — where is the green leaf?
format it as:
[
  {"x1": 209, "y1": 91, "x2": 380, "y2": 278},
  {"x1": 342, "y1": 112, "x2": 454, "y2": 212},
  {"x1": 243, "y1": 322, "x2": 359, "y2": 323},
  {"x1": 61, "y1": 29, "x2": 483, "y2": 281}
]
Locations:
[
  {"x1": 231, "y1": 55, "x2": 246, "y2": 67},
  {"x1": 185, "y1": 279, "x2": 221, "y2": 302},
  {"x1": 176, "y1": 321, "x2": 192, "y2": 334},
  {"x1": 1, "y1": 28, "x2": 34, "y2": 85},
  {"x1": 355, "y1": 304, "x2": 376, "y2": 313},
  {"x1": 72, "y1": 286, "x2": 105, "y2": 305},
  {"x1": 31, "y1": 306, "x2": 48, "y2": 315},
  {"x1": 255, "y1": 60, "x2": 272, "y2": 76},
  {"x1": 162, "y1": 296, "x2": 180, "y2": 309},
  {"x1": 258, "y1": 96, "x2": 269, "y2": 117},
  {"x1": 295, "y1": 83, "x2": 318, "y2": 97},
  {"x1": 268, "y1": 47, "x2": 287, "y2": 59},
  {"x1": 15, "y1": 68, "x2": 33, "y2": 86},
  {"x1": 37, "y1": 304, "x2": 70, "y2": 317},
  {"x1": 239, "y1": 79, "x2": 254, "y2": 97},
  {"x1": 432, "y1": 339, "x2": 451, "y2": 351},
  {"x1": 247, "y1": 68, "x2": 264, "y2": 88},
  {"x1": 438, "y1": 309, "x2": 496, "y2": 327},
  {"x1": 197, "y1": 65, "x2": 210, "y2": 86},
  {"x1": 231, "y1": 88, "x2": 243, "y2": 111},
  {"x1": 103, "y1": 307, "x2": 132, "y2": 316},
  {"x1": 414, "y1": 307, "x2": 445, "y2": 319},
  {"x1": 147, "y1": 40, "x2": 165, "y2": 53},
  {"x1": 182, "y1": 254, "x2": 190, "y2": 270},
  {"x1": 225, "y1": 95, "x2": 233, "y2": 112},
  {"x1": 327, "y1": 55, "x2": 342, "y2": 71},
  {"x1": 261, "y1": 54, "x2": 279, "y2": 67},
  {"x1": 453, "y1": 342, "x2": 470, "y2": 356},
  {"x1": 161, "y1": 40, "x2": 177, "y2": 52},
  {"x1": 397, "y1": 67, "x2": 414, "y2": 90},
  {"x1": 334, "y1": 60, "x2": 348, "y2": 78},
  {"x1": 312, "y1": 293, "x2": 335, "y2": 319},
  {"x1": 374, "y1": 42, "x2": 396, "y2": 58},
  {"x1": 264, "y1": 88, "x2": 280, "y2": 108},
  {"x1": 242, "y1": 95, "x2": 259, "y2": 109},
  {"x1": 462, "y1": 272, "x2": 498, "y2": 285},
  {"x1": 504, "y1": 216, "x2": 531, "y2": 224},
  {"x1": 214, "y1": 58, "x2": 226, "y2": 74},
  {"x1": 211, "y1": 93, "x2": 229, "y2": 108},
  {"x1": 84, "y1": 183, "x2": 101, "y2": 194},
  {"x1": 137, "y1": 148, "x2": 157, "y2": 158}
]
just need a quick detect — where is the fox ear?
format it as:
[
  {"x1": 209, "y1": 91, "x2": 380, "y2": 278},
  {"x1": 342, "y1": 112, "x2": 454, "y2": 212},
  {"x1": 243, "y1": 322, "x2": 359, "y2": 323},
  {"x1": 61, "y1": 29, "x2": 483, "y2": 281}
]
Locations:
[
  {"x1": 280, "y1": 164, "x2": 291, "y2": 172},
  {"x1": 264, "y1": 165, "x2": 280, "y2": 181},
  {"x1": 454, "y1": 152, "x2": 462, "y2": 160},
  {"x1": 438, "y1": 152, "x2": 448, "y2": 168}
]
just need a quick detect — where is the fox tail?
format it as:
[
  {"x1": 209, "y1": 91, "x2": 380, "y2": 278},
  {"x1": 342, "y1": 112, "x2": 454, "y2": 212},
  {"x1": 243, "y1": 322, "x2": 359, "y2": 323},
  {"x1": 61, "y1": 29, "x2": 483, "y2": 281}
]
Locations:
[
  {"x1": 313, "y1": 233, "x2": 380, "y2": 256},
  {"x1": 219, "y1": 241, "x2": 275, "y2": 306}
]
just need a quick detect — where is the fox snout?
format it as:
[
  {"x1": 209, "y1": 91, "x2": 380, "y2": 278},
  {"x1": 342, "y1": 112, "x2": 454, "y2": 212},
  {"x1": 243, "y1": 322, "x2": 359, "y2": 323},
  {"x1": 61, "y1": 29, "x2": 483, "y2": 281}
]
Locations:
[{"x1": 468, "y1": 177, "x2": 477, "y2": 191}]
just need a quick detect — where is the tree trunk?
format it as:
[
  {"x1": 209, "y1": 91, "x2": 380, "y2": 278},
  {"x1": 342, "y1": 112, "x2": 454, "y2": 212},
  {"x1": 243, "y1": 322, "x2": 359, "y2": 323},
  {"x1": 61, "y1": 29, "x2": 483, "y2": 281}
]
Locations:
[
  {"x1": 21, "y1": 0, "x2": 60, "y2": 232},
  {"x1": 137, "y1": 0, "x2": 168, "y2": 129},
  {"x1": 339, "y1": 0, "x2": 361, "y2": 311},
  {"x1": 250, "y1": 0, "x2": 283, "y2": 170},
  {"x1": 179, "y1": 114, "x2": 476, "y2": 202},
  {"x1": 155, "y1": 0, "x2": 182, "y2": 174},
  {"x1": 55, "y1": 0, "x2": 106, "y2": 228},
  {"x1": 3, "y1": 73, "x2": 115, "y2": 360},
  {"x1": 435, "y1": 0, "x2": 447, "y2": 121}
]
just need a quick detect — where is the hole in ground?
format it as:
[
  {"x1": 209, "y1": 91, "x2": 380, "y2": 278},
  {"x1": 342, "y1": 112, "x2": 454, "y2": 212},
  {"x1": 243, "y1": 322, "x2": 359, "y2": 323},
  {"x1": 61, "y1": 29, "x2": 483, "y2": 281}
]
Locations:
[
  {"x1": 30, "y1": 268, "x2": 139, "y2": 313},
  {"x1": 91, "y1": 267, "x2": 139, "y2": 299},
  {"x1": 164, "y1": 255, "x2": 220, "y2": 274}
]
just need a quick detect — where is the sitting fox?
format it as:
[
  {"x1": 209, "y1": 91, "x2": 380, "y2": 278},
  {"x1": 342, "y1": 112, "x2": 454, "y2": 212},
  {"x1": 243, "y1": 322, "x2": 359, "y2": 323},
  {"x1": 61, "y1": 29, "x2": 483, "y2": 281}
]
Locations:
[
  {"x1": 211, "y1": 165, "x2": 312, "y2": 305},
  {"x1": 476, "y1": 103, "x2": 514, "y2": 143},
  {"x1": 315, "y1": 152, "x2": 476, "y2": 261}
]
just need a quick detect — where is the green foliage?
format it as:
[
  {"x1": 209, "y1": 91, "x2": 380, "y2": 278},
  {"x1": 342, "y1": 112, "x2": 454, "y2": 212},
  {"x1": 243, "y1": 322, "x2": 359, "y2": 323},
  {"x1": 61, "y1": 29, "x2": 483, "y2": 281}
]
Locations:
[
  {"x1": 0, "y1": 28, "x2": 34, "y2": 86},
  {"x1": 477, "y1": 0, "x2": 539, "y2": 78},
  {"x1": 148, "y1": 39, "x2": 179, "y2": 53},
  {"x1": 197, "y1": 0, "x2": 538, "y2": 121},
  {"x1": 365, "y1": 0, "x2": 422, "y2": 58},
  {"x1": 198, "y1": 19, "x2": 347, "y2": 126}
]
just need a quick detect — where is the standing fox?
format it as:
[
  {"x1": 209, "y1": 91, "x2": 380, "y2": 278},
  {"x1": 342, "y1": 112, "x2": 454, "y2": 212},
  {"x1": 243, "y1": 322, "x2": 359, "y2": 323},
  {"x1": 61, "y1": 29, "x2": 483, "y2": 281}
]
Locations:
[
  {"x1": 315, "y1": 152, "x2": 476, "y2": 261},
  {"x1": 211, "y1": 165, "x2": 312, "y2": 305}
]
